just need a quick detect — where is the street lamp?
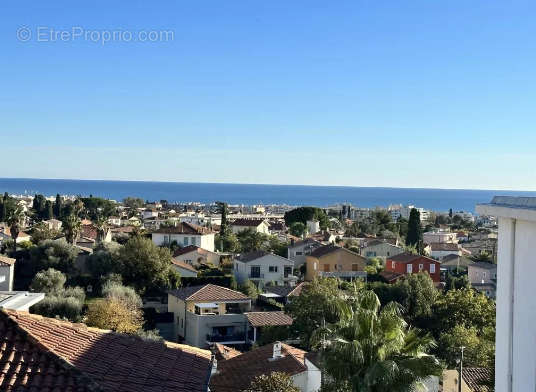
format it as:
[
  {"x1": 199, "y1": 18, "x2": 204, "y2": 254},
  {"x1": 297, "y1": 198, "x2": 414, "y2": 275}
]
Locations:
[{"x1": 458, "y1": 346, "x2": 465, "y2": 392}]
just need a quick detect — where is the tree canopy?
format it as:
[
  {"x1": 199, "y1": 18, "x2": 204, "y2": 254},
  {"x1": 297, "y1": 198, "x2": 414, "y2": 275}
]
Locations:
[{"x1": 284, "y1": 207, "x2": 329, "y2": 230}]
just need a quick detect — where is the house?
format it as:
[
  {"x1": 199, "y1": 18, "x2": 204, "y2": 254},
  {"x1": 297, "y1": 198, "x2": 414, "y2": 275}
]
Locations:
[
  {"x1": 430, "y1": 242, "x2": 462, "y2": 260},
  {"x1": 423, "y1": 230, "x2": 458, "y2": 244},
  {"x1": 173, "y1": 245, "x2": 221, "y2": 267},
  {"x1": 142, "y1": 208, "x2": 159, "y2": 220},
  {"x1": 305, "y1": 244, "x2": 367, "y2": 281},
  {"x1": 360, "y1": 239, "x2": 404, "y2": 260},
  {"x1": 0, "y1": 291, "x2": 45, "y2": 310},
  {"x1": 441, "y1": 254, "x2": 474, "y2": 273},
  {"x1": 467, "y1": 262, "x2": 497, "y2": 298},
  {"x1": 468, "y1": 262, "x2": 497, "y2": 285},
  {"x1": 152, "y1": 222, "x2": 215, "y2": 252},
  {"x1": 210, "y1": 342, "x2": 321, "y2": 392},
  {"x1": 385, "y1": 253, "x2": 441, "y2": 282},
  {"x1": 231, "y1": 218, "x2": 270, "y2": 234},
  {"x1": 171, "y1": 259, "x2": 198, "y2": 277},
  {"x1": 244, "y1": 311, "x2": 293, "y2": 344},
  {"x1": 287, "y1": 238, "x2": 323, "y2": 268},
  {"x1": 233, "y1": 251, "x2": 296, "y2": 288},
  {"x1": 168, "y1": 284, "x2": 252, "y2": 348},
  {"x1": 76, "y1": 224, "x2": 112, "y2": 247},
  {"x1": 0, "y1": 309, "x2": 212, "y2": 392},
  {"x1": 268, "y1": 220, "x2": 287, "y2": 234},
  {"x1": 0, "y1": 255, "x2": 16, "y2": 291},
  {"x1": 443, "y1": 368, "x2": 493, "y2": 392},
  {"x1": 42, "y1": 218, "x2": 63, "y2": 231},
  {"x1": 0, "y1": 227, "x2": 31, "y2": 243},
  {"x1": 261, "y1": 282, "x2": 307, "y2": 305},
  {"x1": 107, "y1": 216, "x2": 122, "y2": 226},
  {"x1": 306, "y1": 220, "x2": 320, "y2": 234}
]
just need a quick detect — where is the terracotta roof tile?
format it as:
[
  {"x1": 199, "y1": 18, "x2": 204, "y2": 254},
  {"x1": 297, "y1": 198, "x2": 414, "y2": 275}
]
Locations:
[
  {"x1": 171, "y1": 260, "x2": 198, "y2": 273},
  {"x1": 231, "y1": 219, "x2": 267, "y2": 227},
  {"x1": 169, "y1": 284, "x2": 250, "y2": 302},
  {"x1": 0, "y1": 310, "x2": 212, "y2": 392},
  {"x1": 462, "y1": 368, "x2": 492, "y2": 392},
  {"x1": 245, "y1": 312, "x2": 293, "y2": 327},
  {"x1": 209, "y1": 343, "x2": 307, "y2": 392},
  {"x1": 212, "y1": 344, "x2": 242, "y2": 361},
  {"x1": 0, "y1": 255, "x2": 16, "y2": 266}
]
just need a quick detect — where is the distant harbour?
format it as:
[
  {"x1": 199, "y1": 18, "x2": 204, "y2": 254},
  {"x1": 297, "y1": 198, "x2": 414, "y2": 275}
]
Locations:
[{"x1": 1, "y1": 177, "x2": 535, "y2": 213}]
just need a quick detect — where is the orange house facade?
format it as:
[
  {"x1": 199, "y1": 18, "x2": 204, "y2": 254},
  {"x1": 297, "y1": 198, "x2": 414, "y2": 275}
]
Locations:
[{"x1": 384, "y1": 253, "x2": 441, "y2": 282}]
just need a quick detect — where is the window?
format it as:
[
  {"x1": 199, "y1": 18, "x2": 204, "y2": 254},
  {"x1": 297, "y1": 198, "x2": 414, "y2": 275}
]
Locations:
[
  {"x1": 407, "y1": 264, "x2": 412, "y2": 273},
  {"x1": 391, "y1": 261, "x2": 396, "y2": 269},
  {"x1": 269, "y1": 266, "x2": 278, "y2": 273},
  {"x1": 250, "y1": 266, "x2": 261, "y2": 278},
  {"x1": 418, "y1": 264, "x2": 423, "y2": 271},
  {"x1": 183, "y1": 237, "x2": 189, "y2": 246},
  {"x1": 314, "y1": 262, "x2": 317, "y2": 270},
  {"x1": 387, "y1": 252, "x2": 390, "y2": 256},
  {"x1": 0, "y1": 275, "x2": 5, "y2": 283},
  {"x1": 323, "y1": 264, "x2": 330, "y2": 272},
  {"x1": 284, "y1": 267, "x2": 292, "y2": 278},
  {"x1": 295, "y1": 251, "x2": 303, "y2": 256},
  {"x1": 352, "y1": 263, "x2": 358, "y2": 271},
  {"x1": 430, "y1": 264, "x2": 436, "y2": 274}
]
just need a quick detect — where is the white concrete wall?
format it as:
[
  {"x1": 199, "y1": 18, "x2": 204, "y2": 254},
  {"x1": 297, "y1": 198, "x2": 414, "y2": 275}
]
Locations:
[
  {"x1": 0, "y1": 264, "x2": 14, "y2": 291},
  {"x1": 477, "y1": 204, "x2": 536, "y2": 392},
  {"x1": 152, "y1": 233, "x2": 214, "y2": 251},
  {"x1": 291, "y1": 358, "x2": 321, "y2": 392}
]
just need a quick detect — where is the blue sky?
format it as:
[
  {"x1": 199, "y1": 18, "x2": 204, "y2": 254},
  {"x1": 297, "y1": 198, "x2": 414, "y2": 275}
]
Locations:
[{"x1": 1, "y1": 1, "x2": 535, "y2": 190}]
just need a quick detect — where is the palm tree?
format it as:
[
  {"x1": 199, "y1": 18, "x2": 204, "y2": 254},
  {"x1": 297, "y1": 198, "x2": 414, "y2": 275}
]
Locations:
[
  {"x1": 94, "y1": 214, "x2": 109, "y2": 244},
  {"x1": 63, "y1": 213, "x2": 81, "y2": 245},
  {"x1": 312, "y1": 290, "x2": 441, "y2": 392},
  {"x1": 5, "y1": 204, "x2": 25, "y2": 253}
]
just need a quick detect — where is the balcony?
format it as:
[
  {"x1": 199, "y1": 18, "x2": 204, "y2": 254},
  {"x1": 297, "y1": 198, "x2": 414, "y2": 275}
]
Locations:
[{"x1": 206, "y1": 332, "x2": 247, "y2": 344}]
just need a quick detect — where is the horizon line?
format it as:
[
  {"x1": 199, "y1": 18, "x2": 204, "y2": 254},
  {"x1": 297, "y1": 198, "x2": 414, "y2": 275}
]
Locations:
[{"x1": 1, "y1": 176, "x2": 535, "y2": 194}]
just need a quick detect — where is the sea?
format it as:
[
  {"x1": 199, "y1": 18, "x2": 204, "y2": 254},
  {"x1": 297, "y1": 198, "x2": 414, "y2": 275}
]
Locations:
[{"x1": 1, "y1": 178, "x2": 535, "y2": 213}]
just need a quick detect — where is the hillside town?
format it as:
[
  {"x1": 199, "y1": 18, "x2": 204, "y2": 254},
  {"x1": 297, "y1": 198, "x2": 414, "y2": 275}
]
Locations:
[{"x1": 0, "y1": 192, "x2": 500, "y2": 391}]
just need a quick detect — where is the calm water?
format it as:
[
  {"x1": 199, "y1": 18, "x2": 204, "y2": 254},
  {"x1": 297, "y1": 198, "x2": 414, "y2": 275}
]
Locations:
[{"x1": 1, "y1": 178, "x2": 535, "y2": 212}]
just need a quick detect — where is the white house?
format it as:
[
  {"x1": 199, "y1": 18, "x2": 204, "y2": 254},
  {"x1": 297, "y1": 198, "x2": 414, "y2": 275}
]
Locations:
[
  {"x1": 152, "y1": 222, "x2": 215, "y2": 252},
  {"x1": 173, "y1": 245, "x2": 221, "y2": 267},
  {"x1": 141, "y1": 208, "x2": 159, "y2": 220},
  {"x1": 423, "y1": 230, "x2": 458, "y2": 244},
  {"x1": 429, "y1": 242, "x2": 462, "y2": 260},
  {"x1": 171, "y1": 259, "x2": 198, "y2": 278},
  {"x1": 43, "y1": 219, "x2": 63, "y2": 231},
  {"x1": 233, "y1": 251, "x2": 295, "y2": 288},
  {"x1": 360, "y1": 239, "x2": 405, "y2": 260},
  {"x1": 0, "y1": 255, "x2": 16, "y2": 291},
  {"x1": 287, "y1": 238, "x2": 323, "y2": 268},
  {"x1": 231, "y1": 218, "x2": 270, "y2": 235},
  {"x1": 209, "y1": 342, "x2": 321, "y2": 392},
  {"x1": 306, "y1": 220, "x2": 320, "y2": 234},
  {"x1": 476, "y1": 196, "x2": 536, "y2": 391}
]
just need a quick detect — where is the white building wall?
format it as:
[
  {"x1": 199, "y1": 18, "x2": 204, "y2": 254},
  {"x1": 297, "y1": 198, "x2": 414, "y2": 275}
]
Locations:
[
  {"x1": 291, "y1": 359, "x2": 321, "y2": 392},
  {"x1": 477, "y1": 199, "x2": 536, "y2": 392}
]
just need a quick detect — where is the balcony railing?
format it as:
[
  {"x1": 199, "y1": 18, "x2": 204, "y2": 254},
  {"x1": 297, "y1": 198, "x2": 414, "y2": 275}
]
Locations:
[
  {"x1": 319, "y1": 271, "x2": 367, "y2": 279},
  {"x1": 206, "y1": 332, "x2": 246, "y2": 343}
]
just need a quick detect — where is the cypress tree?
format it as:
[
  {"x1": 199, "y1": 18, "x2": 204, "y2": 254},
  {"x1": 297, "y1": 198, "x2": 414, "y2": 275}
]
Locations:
[
  {"x1": 54, "y1": 194, "x2": 63, "y2": 218},
  {"x1": 406, "y1": 208, "x2": 423, "y2": 251}
]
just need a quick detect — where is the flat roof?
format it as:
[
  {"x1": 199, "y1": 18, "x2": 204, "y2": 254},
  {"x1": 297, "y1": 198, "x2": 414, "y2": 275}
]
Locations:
[{"x1": 476, "y1": 196, "x2": 536, "y2": 222}]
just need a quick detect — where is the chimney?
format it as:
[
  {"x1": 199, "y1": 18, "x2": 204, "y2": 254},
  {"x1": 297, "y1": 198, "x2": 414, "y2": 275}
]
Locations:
[
  {"x1": 272, "y1": 341, "x2": 282, "y2": 360},
  {"x1": 211, "y1": 355, "x2": 218, "y2": 375}
]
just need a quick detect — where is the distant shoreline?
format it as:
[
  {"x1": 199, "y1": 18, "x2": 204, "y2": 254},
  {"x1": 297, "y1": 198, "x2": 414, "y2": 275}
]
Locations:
[{"x1": 2, "y1": 178, "x2": 536, "y2": 213}]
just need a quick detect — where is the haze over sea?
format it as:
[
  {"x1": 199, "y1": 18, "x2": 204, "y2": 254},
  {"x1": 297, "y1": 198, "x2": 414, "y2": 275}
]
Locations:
[{"x1": 1, "y1": 178, "x2": 535, "y2": 213}]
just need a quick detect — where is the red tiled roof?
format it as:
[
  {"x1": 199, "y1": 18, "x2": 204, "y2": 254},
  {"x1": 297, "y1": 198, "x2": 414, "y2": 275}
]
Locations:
[
  {"x1": 430, "y1": 242, "x2": 460, "y2": 251},
  {"x1": 231, "y1": 219, "x2": 266, "y2": 227},
  {"x1": 169, "y1": 284, "x2": 250, "y2": 302},
  {"x1": 209, "y1": 343, "x2": 307, "y2": 392},
  {"x1": 171, "y1": 259, "x2": 198, "y2": 273},
  {"x1": 173, "y1": 245, "x2": 202, "y2": 257},
  {"x1": 212, "y1": 344, "x2": 242, "y2": 361},
  {"x1": 245, "y1": 312, "x2": 293, "y2": 327},
  {"x1": 0, "y1": 255, "x2": 16, "y2": 266},
  {"x1": 154, "y1": 222, "x2": 214, "y2": 235},
  {"x1": 462, "y1": 368, "x2": 493, "y2": 392},
  {"x1": 387, "y1": 252, "x2": 436, "y2": 264},
  {"x1": 80, "y1": 225, "x2": 98, "y2": 241},
  {"x1": 379, "y1": 270, "x2": 404, "y2": 282},
  {"x1": 0, "y1": 309, "x2": 212, "y2": 392}
]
